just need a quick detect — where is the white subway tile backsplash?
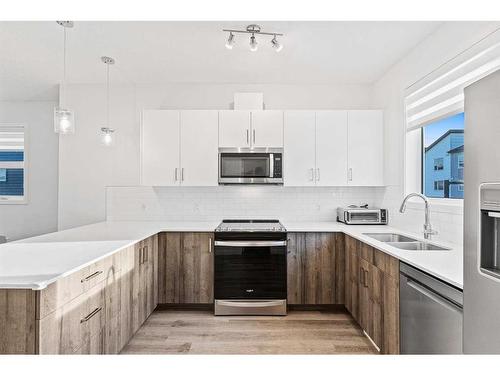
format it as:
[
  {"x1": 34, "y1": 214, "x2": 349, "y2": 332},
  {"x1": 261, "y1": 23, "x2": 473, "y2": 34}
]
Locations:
[{"x1": 106, "y1": 186, "x2": 386, "y2": 223}]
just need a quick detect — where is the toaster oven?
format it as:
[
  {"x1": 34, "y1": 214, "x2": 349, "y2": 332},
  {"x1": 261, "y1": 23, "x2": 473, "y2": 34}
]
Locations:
[{"x1": 337, "y1": 207, "x2": 388, "y2": 225}]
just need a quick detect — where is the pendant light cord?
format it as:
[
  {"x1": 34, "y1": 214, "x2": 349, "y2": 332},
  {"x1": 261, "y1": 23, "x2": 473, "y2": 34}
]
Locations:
[
  {"x1": 61, "y1": 26, "x2": 67, "y2": 109},
  {"x1": 106, "y1": 62, "x2": 110, "y2": 127}
]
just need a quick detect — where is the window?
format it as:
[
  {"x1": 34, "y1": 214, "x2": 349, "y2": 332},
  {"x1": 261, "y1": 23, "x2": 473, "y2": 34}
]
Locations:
[
  {"x1": 434, "y1": 158, "x2": 444, "y2": 171},
  {"x1": 422, "y1": 113, "x2": 464, "y2": 199},
  {"x1": 434, "y1": 180, "x2": 444, "y2": 191},
  {"x1": 0, "y1": 125, "x2": 27, "y2": 203},
  {"x1": 405, "y1": 29, "x2": 500, "y2": 202}
]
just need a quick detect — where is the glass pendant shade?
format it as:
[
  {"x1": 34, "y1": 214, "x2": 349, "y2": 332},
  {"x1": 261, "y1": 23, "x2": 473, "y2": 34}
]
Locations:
[
  {"x1": 54, "y1": 107, "x2": 75, "y2": 134},
  {"x1": 100, "y1": 127, "x2": 115, "y2": 146}
]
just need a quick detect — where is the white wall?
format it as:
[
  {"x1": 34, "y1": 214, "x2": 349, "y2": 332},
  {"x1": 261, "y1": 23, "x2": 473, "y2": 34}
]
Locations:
[
  {"x1": 373, "y1": 21, "x2": 500, "y2": 245},
  {"x1": 58, "y1": 83, "x2": 378, "y2": 229},
  {"x1": 0, "y1": 101, "x2": 59, "y2": 240}
]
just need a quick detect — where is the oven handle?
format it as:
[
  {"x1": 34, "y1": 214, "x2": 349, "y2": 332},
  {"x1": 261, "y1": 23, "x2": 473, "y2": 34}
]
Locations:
[
  {"x1": 214, "y1": 240, "x2": 287, "y2": 247},
  {"x1": 217, "y1": 300, "x2": 285, "y2": 308}
]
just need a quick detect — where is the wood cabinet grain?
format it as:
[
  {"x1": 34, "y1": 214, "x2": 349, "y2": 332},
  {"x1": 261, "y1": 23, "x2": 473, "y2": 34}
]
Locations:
[
  {"x1": 287, "y1": 232, "x2": 344, "y2": 305},
  {"x1": 0, "y1": 289, "x2": 37, "y2": 354},
  {"x1": 158, "y1": 232, "x2": 214, "y2": 304},
  {"x1": 344, "y1": 235, "x2": 400, "y2": 354}
]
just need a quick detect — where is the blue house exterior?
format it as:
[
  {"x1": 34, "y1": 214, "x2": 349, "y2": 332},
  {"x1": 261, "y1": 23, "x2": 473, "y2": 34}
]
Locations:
[
  {"x1": 424, "y1": 129, "x2": 464, "y2": 199},
  {"x1": 0, "y1": 151, "x2": 24, "y2": 196}
]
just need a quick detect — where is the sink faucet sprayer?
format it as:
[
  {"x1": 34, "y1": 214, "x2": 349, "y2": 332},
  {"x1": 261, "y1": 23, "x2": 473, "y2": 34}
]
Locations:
[{"x1": 399, "y1": 193, "x2": 438, "y2": 240}]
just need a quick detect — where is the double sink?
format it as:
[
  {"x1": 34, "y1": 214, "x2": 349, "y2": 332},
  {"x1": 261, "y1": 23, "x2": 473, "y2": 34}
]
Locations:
[{"x1": 363, "y1": 233, "x2": 450, "y2": 251}]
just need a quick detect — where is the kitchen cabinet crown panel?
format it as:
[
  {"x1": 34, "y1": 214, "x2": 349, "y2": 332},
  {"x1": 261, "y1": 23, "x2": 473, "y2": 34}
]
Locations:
[
  {"x1": 250, "y1": 110, "x2": 284, "y2": 148},
  {"x1": 141, "y1": 110, "x2": 180, "y2": 186},
  {"x1": 347, "y1": 110, "x2": 384, "y2": 186},
  {"x1": 218, "y1": 110, "x2": 251, "y2": 148},
  {"x1": 283, "y1": 111, "x2": 316, "y2": 187},
  {"x1": 180, "y1": 110, "x2": 219, "y2": 186}
]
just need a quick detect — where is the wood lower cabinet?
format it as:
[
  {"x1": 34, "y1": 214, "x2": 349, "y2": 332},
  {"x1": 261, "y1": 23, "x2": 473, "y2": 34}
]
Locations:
[
  {"x1": 287, "y1": 232, "x2": 345, "y2": 305},
  {"x1": 344, "y1": 235, "x2": 400, "y2": 354},
  {"x1": 158, "y1": 232, "x2": 214, "y2": 304},
  {"x1": 0, "y1": 235, "x2": 158, "y2": 355}
]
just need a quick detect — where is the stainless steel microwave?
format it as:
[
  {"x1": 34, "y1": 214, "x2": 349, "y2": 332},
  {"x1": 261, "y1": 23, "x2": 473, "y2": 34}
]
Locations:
[{"x1": 218, "y1": 148, "x2": 283, "y2": 184}]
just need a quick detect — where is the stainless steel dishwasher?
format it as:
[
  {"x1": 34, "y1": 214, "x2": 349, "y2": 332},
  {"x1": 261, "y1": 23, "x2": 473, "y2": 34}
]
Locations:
[{"x1": 400, "y1": 263, "x2": 463, "y2": 354}]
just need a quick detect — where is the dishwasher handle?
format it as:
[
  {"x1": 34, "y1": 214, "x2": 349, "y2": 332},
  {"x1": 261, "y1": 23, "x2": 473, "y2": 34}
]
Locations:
[{"x1": 406, "y1": 279, "x2": 462, "y2": 314}]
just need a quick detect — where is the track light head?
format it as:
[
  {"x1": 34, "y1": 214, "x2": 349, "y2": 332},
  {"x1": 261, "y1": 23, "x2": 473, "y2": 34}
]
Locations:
[
  {"x1": 225, "y1": 32, "x2": 235, "y2": 50},
  {"x1": 271, "y1": 35, "x2": 283, "y2": 52},
  {"x1": 249, "y1": 34, "x2": 258, "y2": 52}
]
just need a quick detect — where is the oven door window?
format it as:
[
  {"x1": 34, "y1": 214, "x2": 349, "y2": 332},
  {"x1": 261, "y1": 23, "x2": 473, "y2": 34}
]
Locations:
[
  {"x1": 220, "y1": 153, "x2": 270, "y2": 178},
  {"x1": 214, "y1": 245, "x2": 287, "y2": 299}
]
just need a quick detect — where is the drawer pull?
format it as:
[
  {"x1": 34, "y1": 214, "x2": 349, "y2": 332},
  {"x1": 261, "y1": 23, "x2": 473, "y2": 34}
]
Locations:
[
  {"x1": 81, "y1": 270, "x2": 103, "y2": 283},
  {"x1": 80, "y1": 307, "x2": 102, "y2": 323}
]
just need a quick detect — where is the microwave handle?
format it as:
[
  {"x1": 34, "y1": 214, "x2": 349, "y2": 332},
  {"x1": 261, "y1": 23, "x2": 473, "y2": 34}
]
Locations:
[
  {"x1": 344, "y1": 211, "x2": 349, "y2": 223},
  {"x1": 269, "y1": 153, "x2": 274, "y2": 177}
]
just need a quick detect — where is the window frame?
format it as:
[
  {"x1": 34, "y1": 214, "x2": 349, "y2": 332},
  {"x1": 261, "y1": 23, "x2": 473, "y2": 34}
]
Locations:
[{"x1": 0, "y1": 123, "x2": 28, "y2": 205}]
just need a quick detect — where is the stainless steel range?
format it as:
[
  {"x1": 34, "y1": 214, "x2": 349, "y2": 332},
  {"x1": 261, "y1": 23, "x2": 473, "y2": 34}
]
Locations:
[{"x1": 214, "y1": 219, "x2": 287, "y2": 316}]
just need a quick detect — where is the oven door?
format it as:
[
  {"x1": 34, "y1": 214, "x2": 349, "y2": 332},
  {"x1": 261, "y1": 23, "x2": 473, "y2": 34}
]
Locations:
[
  {"x1": 214, "y1": 239, "x2": 287, "y2": 300},
  {"x1": 218, "y1": 148, "x2": 282, "y2": 184}
]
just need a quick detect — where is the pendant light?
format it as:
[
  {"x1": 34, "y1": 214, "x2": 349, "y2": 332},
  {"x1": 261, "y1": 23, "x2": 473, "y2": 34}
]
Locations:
[
  {"x1": 54, "y1": 21, "x2": 75, "y2": 134},
  {"x1": 100, "y1": 56, "x2": 116, "y2": 146}
]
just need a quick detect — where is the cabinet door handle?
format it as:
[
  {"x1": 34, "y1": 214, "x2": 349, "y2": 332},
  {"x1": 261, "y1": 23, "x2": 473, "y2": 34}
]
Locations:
[
  {"x1": 208, "y1": 237, "x2": 212, "y2": 253},
  {"x1": 174, "y1": 167, "x2": 178, "y2": 182},
  {"x1": 144, "y1": 245, "x2": 148, "y2": 262},
  {"x1": 364, "y1": 269, "x2": 369, "y2": 287},
  {"x1": 140, "y1": 246, "x2": 144, "y2": 264},
  {"x1": 246, "y1": 129, "x2": 249, "y2": 145},
  {"x1": 309, "y1": 168, "x2": 314, "y2": 181},
  {"x1": 81, "y1": 307, "x2": 102, "y2": 323},
  {"x1": 348, "y1": 168, "x2": 353, "y2": 181},
  {"x1": 181, "y1": 168, "x2": 184, "y2": 182},
  {"x1": 81, "y1": 270, "x2": 103, "y2": 283},
  {"x1": 359, "y1": 266, "x2": 364, "y2": 285},
  {"x1": 253, "y1": 129, "x2": 256, "y2": 144},
  {"x1": 316, "y1": 168, "x2": 320, "y2": 181}
]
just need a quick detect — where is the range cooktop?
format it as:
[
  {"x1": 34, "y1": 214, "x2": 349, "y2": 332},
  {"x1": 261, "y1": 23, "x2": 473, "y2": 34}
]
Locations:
[{"x1": 215, "y1": 219, "x2": 287, "y2": 233}]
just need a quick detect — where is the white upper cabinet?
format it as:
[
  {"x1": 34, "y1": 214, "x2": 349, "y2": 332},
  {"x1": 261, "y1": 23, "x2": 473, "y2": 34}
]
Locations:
[
  {"x1": 347, "y1": 110, "x2": 384, "y2": 186},
  {"x1": 218, "y1": 110, "x2": 251, "y2": 148},
  {"x1": 141, "y1": 110, "x2": 180, "y2": 186},
  {"x1": 316, "y1": 111, "x2": 348, "y2": 186},
  {"x1": 284, "y1": 111, "x2": 316, "y2": 186},
  {"x1": 180, "y1": 110, "x2": 219, "y2": 186},
  {"x1": 250, "y1": 111, "x2": 284, "y2": 148}
]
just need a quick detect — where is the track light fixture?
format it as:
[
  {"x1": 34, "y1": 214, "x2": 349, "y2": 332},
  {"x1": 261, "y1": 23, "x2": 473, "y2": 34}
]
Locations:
[
  {"x1": 271, "y1": 34, "x2": 283, "y2": 52},
  {"x1": 225, "y1": 32, "x2": 235, "y2": 50},
  {"x1": 222, "y1": 24, "x2": 284, "y2": 52}
]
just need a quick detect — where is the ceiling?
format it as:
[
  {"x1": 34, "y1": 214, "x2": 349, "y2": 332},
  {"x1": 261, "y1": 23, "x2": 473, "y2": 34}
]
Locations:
[{"x1": 0, "y1": 21, "x2": 442, "y2": 101}]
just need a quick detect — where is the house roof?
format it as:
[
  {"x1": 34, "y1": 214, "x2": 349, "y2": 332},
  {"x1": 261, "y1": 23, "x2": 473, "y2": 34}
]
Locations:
[
  {"x1": 448, "y1": 145, "x2": 464, "y2": 154},
  {"x1": 425, "y1": 129, "x2": 464, "y2": 152}
]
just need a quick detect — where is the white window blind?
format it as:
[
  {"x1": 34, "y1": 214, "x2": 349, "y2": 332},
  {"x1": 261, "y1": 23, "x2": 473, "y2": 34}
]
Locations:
[
  {"x1": 0, "y1": 125, "x2": 25, "y2": 170},
  {"x1": 405, "y1": 28, "x2": 500, "y2": 130}
]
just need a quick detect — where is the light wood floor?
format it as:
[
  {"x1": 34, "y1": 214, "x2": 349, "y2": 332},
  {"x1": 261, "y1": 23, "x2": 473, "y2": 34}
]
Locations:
[{"x1": 120, "y1": 309, "x2": 377, "y2": 355}]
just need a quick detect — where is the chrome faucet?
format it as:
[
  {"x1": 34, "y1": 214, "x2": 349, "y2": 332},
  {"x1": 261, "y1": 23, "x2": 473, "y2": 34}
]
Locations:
[{"x1": 399, "y1": 193, "x2": 438, "y2": 240}]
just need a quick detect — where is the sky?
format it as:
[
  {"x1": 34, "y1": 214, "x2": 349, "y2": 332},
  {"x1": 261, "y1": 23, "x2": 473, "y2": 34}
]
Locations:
[{"x1": 423, "y1": 112, "x2": 464, "y2": 147}]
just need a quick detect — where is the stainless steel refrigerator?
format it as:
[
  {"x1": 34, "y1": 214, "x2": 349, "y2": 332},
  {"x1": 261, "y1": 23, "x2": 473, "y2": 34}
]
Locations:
[{"x1": 464, "y1": 69, "x2": 500, "y2": 353}]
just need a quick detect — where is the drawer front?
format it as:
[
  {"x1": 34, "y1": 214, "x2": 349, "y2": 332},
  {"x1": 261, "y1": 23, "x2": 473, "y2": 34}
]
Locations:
[
  {"x1": 38, "y1": 253, "x2": 120, "y2": 319},
  {"x1": 37, "y1": 283, "x2": 105, "y2": 354}
]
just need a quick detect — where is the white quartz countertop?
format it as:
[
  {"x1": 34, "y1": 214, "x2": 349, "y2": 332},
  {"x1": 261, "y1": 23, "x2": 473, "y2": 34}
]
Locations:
[{"x1": 0, "y1": 220, "x2": 462, "y2": 290}]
